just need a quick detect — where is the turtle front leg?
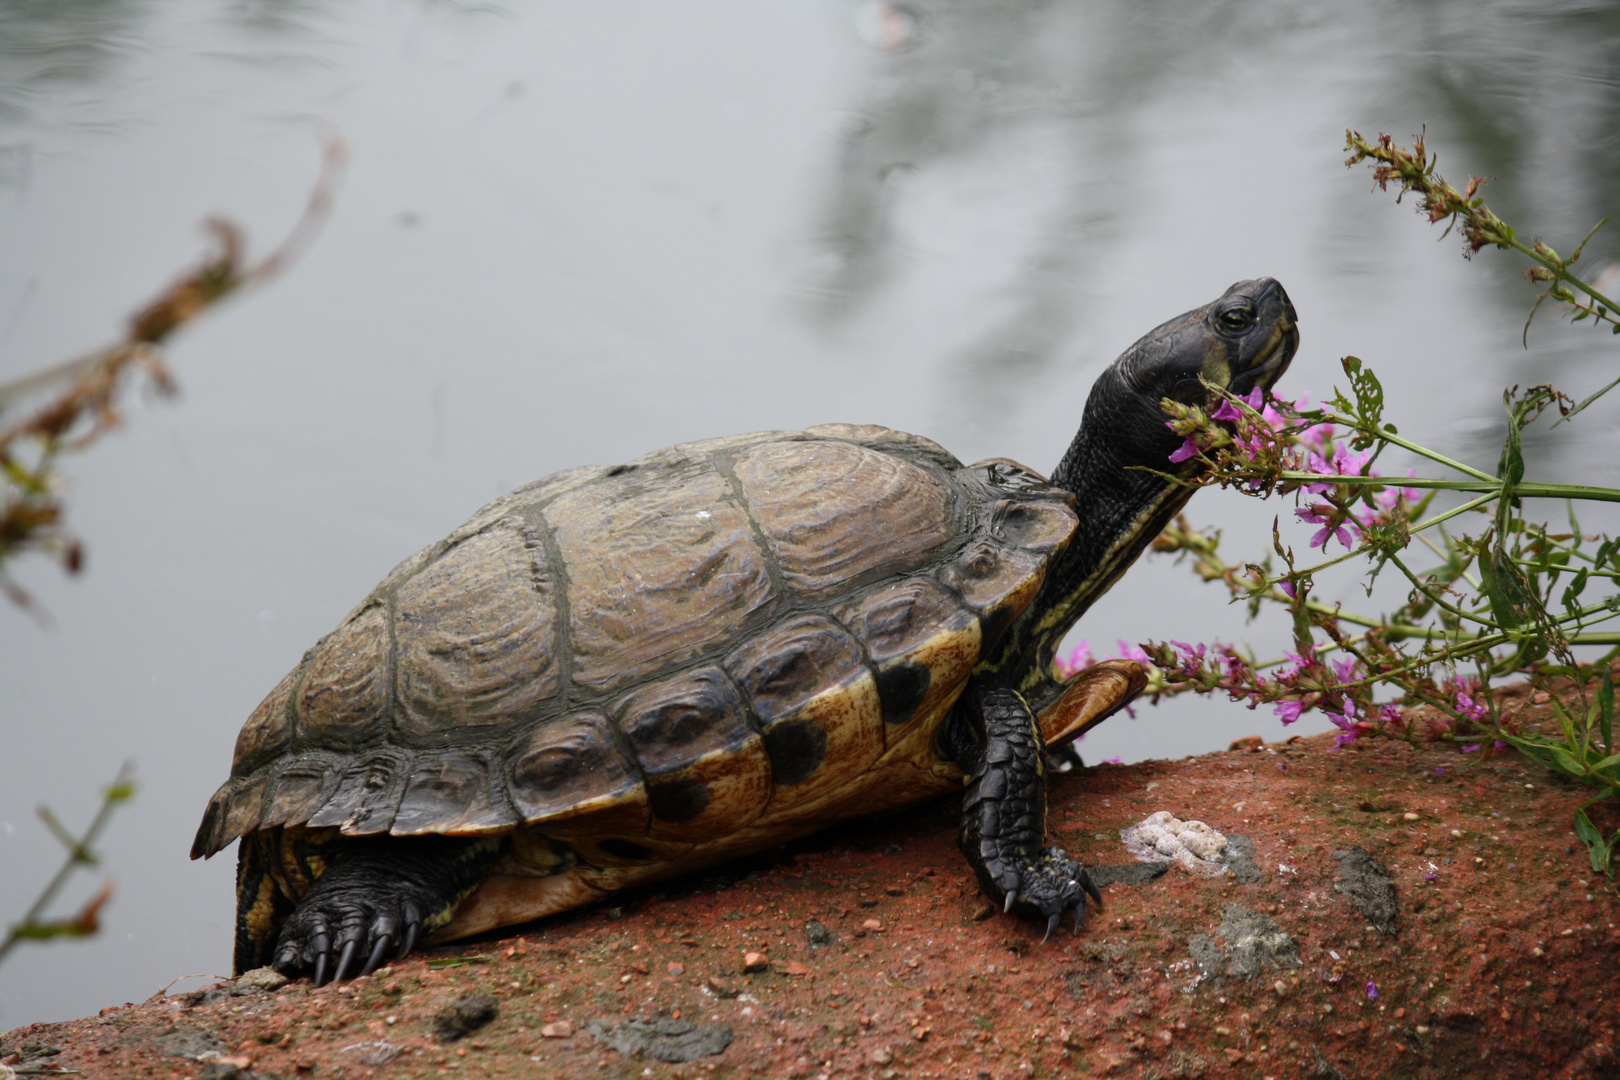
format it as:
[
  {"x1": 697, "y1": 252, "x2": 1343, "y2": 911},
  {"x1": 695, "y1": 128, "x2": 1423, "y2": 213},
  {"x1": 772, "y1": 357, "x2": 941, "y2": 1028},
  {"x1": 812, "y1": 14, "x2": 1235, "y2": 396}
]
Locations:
[
  {"x1": 270, "y1": 834, "x2": 505, "y2": 986},
  {"x1": 953, "y1": 685, "x2": 1101, "y2": 940}
]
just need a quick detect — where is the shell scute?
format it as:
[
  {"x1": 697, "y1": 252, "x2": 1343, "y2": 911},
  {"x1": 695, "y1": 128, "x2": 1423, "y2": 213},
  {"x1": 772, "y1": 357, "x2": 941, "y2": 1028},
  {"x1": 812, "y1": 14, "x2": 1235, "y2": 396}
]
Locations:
[
  {"x1": 550, "y1": 463, "x2": 772, "y2": 695},
  {"x1": 989, "y1": 497, "x2": 1077, "y2": 555},
  {"x1": 612, "y1": 666, "x2": 770, "y2": 840},
  {"x1": 732, "y1": 439, "x2": 955, "y2": 599},
  {"x1": 304, "y1": 750, "x2": 411, "y2": 835},
  {"x1": 392, "y1": 519, "x2": 559, "y2": 739},
  {"x1": 837, "y1": 578, "x2": 981, "y2": 732},
  {"x1": 801, "y1": 423, "x2": 961, "y2": 471},
  {"x1": 726, "y1": 615, "x2": 884, "y2": 818},
  {"x1": 231, "y1": 668, "x2": 298, "y2": 777},
  {"x1": 296, "y1": 603, "x2": 391, "y2": 749},
  {"x1": 258, "y1": 753, "x2": 342, "y2": 830},
  {"x1": 507, "y1": 712, "x2": 649, "y2": 836},
  {"x1": 391, "y1": 752, "x2": 516, "y2": 836},
  {"x1": 937, "y1": 537, "x2": 1049, "y2": 641}
]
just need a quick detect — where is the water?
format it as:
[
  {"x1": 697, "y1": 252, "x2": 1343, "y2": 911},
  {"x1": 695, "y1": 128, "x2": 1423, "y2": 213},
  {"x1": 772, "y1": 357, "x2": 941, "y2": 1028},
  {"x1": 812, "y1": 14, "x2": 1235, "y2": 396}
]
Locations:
[{"x1": 2, "y1": 0, "x2": 1617, "y2": 1026}]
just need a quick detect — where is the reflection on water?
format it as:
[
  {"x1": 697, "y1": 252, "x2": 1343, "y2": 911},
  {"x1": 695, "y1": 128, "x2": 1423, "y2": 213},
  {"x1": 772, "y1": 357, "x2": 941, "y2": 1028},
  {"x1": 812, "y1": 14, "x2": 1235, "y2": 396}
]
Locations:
[
  {"x1": 804, "y1": 0, "x2": 1620, "y2": 426},
  {"x1": 2, "y1": 0, "x2": 1618, "y2": 1028}
]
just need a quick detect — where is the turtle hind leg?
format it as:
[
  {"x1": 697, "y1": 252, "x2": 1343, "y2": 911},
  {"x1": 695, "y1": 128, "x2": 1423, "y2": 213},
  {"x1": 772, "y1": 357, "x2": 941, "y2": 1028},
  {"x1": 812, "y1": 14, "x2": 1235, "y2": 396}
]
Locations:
[
  {"x1": 271, "y1": 833, "x2": 505, "y2": 986},
  {"x1": 952, "y1": 684, "x2": 1102, "y2": 939},
  {"x1": 235, "y1": 832, "x2": 298, "y2": 975}
]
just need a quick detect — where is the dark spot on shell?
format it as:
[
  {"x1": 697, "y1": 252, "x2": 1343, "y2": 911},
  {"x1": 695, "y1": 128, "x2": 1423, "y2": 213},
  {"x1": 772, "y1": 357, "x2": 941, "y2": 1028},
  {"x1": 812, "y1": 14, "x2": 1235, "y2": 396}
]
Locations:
[
  {"x1": 648, "y1": 778, "x2": 712, "y2": 823},
  {"x1": 605, "y1": 463, "x2": 638, "y2": 477},
  {"x1": 762, "y1": 720, "x2": 828, "y2": 786},
  {"x1": 598, "y1": 839, "x2": 654, "y2": 861},
  {"x1": 978, "y1": 602, "x2": 1018, "y2": 645},
  {"x1": 875, "y1": 662, "x2": 931, "y2": 726}
]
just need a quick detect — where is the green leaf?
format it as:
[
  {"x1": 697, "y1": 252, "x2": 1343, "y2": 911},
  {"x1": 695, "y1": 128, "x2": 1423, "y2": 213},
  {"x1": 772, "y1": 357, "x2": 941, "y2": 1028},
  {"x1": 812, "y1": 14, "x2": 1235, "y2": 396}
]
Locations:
[
  {"x1": 1500, "y1": 733, "x2": 1564, "y2": 771},
  {"x1": 1561, "y1": 567, "x2": 1590, "y2": 612},
  {"x1": 1337, "y1": 355, "x2": 1385, "y2": 448},
  {"x1": 1588, "y1": 752, "x2": 1620, "y2": 782},
  {"x1": 9, "y1": 919, "x2": 96, "y2": 942},
  {"x1": 1573, "y1": 809, "x2": 1613, "y2": 874},
  {"x1": 1552, "y1": 746, "x2": 1588, "y2": 778},
  {"x1": 427, "y1": 955, "x2": 490, "y2": 969}
]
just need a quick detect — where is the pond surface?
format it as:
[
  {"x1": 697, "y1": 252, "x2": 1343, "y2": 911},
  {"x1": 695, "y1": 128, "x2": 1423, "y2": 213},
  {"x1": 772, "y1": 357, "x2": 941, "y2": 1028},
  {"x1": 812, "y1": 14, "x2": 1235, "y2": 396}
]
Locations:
[{"x1": 2, "y1": 0, "x2": 1617, "y2": 1026}]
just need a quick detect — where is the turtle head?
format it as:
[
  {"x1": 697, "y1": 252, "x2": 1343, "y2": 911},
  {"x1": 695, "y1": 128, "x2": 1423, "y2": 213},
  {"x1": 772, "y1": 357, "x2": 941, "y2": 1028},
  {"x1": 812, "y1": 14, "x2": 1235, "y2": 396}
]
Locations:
[{"x1": 1076, "y1": 277, "x2": 1298, "y2": 474}]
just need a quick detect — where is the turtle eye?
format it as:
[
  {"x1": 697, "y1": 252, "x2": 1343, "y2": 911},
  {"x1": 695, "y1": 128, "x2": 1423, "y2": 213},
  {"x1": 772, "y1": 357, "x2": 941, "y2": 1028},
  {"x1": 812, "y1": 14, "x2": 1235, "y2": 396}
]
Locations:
[{"x1": 1217, "y1": 306, "x2": 1256, "y2": 334}]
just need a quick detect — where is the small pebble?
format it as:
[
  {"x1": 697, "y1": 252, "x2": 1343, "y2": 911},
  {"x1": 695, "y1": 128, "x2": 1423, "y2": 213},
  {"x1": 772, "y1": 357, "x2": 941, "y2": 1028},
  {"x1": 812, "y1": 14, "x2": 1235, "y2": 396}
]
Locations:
[
  {"x1": 541, "y1": 1021, "x2": 573, "y2": 1039},
  {"x1": 862, "y1": 919, "x2": 884, "y2": 932},
  {"x1": 742, "y1": 951, "x2": 769, "y2": 973}
]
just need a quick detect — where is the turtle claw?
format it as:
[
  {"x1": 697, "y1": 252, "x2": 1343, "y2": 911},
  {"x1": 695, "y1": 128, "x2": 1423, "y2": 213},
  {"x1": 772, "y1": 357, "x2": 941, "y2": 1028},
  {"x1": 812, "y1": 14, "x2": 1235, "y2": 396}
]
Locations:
[
  {"x1": 995, "y1": 847, "x2": 1101, "y2": 942},
  {"x1": 399, "y1": 913, "x2": 421, "y2": 962},
  {"x1": 334, "y1": 938, "x2": 360, "y2": 984},
  {"x1": 313, "y1": 951, "x2": 330, "y2": 989},
  {"x1": 361, "y1": 935, "x2": 393, "y2": 978}
]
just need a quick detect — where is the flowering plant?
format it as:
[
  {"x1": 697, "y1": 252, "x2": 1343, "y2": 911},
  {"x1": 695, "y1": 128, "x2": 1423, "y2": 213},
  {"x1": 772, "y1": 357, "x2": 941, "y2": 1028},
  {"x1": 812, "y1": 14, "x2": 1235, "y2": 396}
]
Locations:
[{"x1": 1072, "y1": 132, "x2": 1620, "y2": 877}]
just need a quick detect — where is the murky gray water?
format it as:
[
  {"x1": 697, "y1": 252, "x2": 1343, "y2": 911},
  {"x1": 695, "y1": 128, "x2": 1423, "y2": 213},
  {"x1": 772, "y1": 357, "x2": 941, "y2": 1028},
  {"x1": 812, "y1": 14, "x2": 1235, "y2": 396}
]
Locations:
[{"x1": 2, "y1": 0, "x2": 1617, "y2": 1026}]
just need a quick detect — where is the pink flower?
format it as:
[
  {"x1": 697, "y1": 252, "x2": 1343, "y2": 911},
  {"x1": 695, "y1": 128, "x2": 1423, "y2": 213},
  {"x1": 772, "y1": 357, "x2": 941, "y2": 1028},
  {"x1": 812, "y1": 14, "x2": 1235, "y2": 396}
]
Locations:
[
  {"x1": 1331, "y1": 656, "x2": 1362, "y2": 683},
  {"x1": 1274, "y1": 646, "x2": 1316, "y2": 681},
  {"x1": 1325, "y1": 708, "x2": 1363, "y2": 749},
  {"x1": 1296, "y1": 504, "x2": 1355, "y2": 550},
  {"x1": 1303, "y1": 451, "x2": 1337, "y2": 496},
  {"x1": 1274, "y1": 700, "x2": 1305, "y2": 725},
  {"x1": 1168, "y1": 433, "x2": 1201, "y2": 463},
  {"x1": 1332, "y1": 442, "x2": 1373, "y2": 477},
  {"x1": 1057, "y1": 640, "x2": 1094, "y2": 678},
  {"x1": 1116, "y1": 640, "x2": 1152, "y2": 666},
  {"x1": 1454, "y1": 685, "x2": 1489, "y2": 723}
]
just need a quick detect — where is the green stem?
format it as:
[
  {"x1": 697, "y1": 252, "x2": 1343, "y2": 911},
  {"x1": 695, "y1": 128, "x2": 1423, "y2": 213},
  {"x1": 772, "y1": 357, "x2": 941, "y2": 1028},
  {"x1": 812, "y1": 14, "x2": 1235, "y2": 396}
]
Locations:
[
  {"x1": 1281, "y1": 473, "x2": 1620, "y2": 504},
  {"x1": 0, "y1": 764, "x2": 133, "y2": 969},
  {"x1": 1364, "y1": 427, "x2": 1498, "y2": 482},
  {"x1": 1506, "y1": 237, "x2": 1620, "y2": 315},
  {"x1": 1388, "y1": 553, "x2": 1502, "y2": 630}
]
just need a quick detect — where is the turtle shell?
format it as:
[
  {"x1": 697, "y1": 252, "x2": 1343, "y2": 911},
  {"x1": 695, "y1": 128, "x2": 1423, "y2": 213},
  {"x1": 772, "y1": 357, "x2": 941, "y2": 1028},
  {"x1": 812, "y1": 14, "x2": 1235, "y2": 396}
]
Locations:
[{"x1": 193, "y1": 424, "x2": 1078, "y2": 862}]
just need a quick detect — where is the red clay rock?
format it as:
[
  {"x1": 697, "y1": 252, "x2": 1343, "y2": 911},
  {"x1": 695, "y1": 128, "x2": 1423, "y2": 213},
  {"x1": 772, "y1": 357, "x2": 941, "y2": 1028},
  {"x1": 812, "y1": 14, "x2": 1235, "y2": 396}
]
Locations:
[{"x1": 4, "y1": 729, "x2": 1618, "y2": 1079}]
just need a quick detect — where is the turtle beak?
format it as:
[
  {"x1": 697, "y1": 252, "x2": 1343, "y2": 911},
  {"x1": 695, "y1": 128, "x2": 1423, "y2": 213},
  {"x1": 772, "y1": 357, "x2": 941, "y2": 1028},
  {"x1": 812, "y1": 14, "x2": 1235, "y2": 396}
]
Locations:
[{"x1": 1228, "y1": 278, "x2": 1299, "y2": 396}]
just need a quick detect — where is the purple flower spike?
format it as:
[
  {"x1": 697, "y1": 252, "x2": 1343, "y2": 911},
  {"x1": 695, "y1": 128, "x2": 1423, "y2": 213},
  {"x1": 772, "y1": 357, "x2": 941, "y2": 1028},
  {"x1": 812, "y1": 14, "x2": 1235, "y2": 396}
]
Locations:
[
  {"x1": 1211, "y1": 401, "x2": 1243, "y2": 423},
  {"x1": 1365, "y1": 982, "x2": 1379, "y2": 1001}
]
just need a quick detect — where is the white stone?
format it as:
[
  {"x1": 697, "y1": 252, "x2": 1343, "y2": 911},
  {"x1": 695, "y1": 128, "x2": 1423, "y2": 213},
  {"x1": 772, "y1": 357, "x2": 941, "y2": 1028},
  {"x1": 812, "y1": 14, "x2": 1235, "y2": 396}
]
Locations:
[{"x1": 1120, "y1": 811, "x2": 1231, "y2": 877}]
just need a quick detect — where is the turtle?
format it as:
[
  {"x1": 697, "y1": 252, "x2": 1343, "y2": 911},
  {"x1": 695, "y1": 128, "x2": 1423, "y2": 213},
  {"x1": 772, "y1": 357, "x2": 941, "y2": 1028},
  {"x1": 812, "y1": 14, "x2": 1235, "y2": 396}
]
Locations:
[{"x1": 193, "y1": 277, "x2": 1298, "y2": 986}]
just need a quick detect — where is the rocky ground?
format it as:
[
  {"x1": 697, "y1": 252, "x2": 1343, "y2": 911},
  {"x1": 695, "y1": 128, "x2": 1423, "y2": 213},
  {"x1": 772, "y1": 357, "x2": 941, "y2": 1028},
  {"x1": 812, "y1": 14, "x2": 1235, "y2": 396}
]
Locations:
[{"x1": 5, "y1": 717, "x2": 1618, "y2": 1080}]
